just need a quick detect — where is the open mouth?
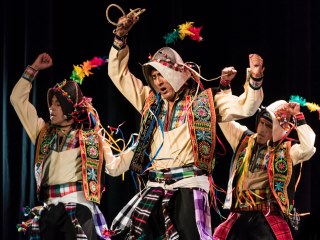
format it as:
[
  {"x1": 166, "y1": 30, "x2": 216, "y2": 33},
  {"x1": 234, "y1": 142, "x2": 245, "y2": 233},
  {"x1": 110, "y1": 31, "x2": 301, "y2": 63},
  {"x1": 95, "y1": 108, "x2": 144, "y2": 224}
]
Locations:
[{"x1": 159, "y1": 87, "x2": 168, "y2": 94}]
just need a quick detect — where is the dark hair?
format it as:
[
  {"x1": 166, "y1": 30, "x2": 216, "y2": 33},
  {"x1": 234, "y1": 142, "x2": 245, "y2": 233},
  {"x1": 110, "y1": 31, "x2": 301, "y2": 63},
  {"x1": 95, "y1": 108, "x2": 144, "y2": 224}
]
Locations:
[
  {"x1": 47, "y1": 80, "x2": 83, "y2": 119},
  {"x1": 255, "y1": 106, "x2": 272, "y2": 127}
]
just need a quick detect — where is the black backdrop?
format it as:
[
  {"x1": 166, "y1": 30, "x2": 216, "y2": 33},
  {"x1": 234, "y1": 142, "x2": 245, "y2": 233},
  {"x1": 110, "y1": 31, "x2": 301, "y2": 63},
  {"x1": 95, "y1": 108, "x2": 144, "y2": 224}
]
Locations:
[{"x1": 1, "y1": 0, "x2": 319, "y2": 239}]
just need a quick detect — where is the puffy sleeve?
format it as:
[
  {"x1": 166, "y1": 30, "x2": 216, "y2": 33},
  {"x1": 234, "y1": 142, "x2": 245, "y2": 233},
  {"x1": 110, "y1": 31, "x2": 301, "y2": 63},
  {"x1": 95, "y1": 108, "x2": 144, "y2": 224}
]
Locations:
[
  {"x1": 10, "y1": 78, "x2": 46, "y2": 144},
  {"x1": 102, "y1": 138, "x2": 134, "y2": 176},
  {"x1": 218, "y1": 121, "x2": 248, "y2": 151},
  {"x1": 290, "y1": 123, "x2": 316, "y2": 165},
  {"x1": 108, "y1": 45, "x2": 152, "y2": 113},
  {"x1": 215, "y1": 69, "x2": 264, "y2": 122}
]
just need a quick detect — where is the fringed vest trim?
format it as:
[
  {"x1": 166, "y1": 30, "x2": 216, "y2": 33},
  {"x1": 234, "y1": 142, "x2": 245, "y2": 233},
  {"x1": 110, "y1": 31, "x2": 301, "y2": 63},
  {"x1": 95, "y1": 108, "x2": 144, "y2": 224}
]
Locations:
[{"x1": 229, "y1": 134, "x2": 293, "y2": 214}]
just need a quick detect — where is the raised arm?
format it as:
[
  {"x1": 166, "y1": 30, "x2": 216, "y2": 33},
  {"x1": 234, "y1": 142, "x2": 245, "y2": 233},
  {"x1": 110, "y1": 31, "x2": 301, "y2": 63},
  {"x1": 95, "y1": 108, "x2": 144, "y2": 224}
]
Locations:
[
  {"x1": 215, "y1": 54, "x2": 264, "y2": 122},
  {"x1": 107, "y1": 14, "x2": 151, "y2": 113},
  {"x1": 286, "y1": 102, "x2": 316, "y2": 165},
  {"x1": 218, "y1": 121, "x2": 249, "y2": 151},
  {"x1": 10, "y1": 53, "x2": 53, "y2": 144}
]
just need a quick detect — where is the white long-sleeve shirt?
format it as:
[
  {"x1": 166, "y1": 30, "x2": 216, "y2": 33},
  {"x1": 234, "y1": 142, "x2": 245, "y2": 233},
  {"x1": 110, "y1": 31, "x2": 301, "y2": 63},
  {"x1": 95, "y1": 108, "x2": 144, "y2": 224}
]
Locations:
[
  {"x1": 108, "y1": 46, "x2": 264, "y2": 170},
  {"x1": 10, "y1": 78, "x2": 134, "y2": 190}
]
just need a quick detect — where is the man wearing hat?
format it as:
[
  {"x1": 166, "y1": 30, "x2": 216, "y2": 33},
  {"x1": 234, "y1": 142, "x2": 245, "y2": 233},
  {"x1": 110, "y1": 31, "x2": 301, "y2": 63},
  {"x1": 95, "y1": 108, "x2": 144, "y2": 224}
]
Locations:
[
  {"x1": 105, "y1": 14, "x2": 266, "y2": 239},
  {"x1": 213, "y1": 99, "x2": 316, "y2": 240},
  {"x1": 11, "y1": 53, "x2": 134, "y2": 239}
]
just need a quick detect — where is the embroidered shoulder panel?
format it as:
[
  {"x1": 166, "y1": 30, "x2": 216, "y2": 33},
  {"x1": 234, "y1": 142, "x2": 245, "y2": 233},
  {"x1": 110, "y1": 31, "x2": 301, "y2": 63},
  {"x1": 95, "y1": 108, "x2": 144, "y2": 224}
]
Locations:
[
  {"x1": 130, "y1": 92, "x2": 159, "y2": 173},
  {"x1": 34, "y1": 123, "x2": 51, "y2": 193},
  {"x1": 79, "y1": 129, "x2": 104, "y2": 203},
  {"x1": 269, "y1": 141, "x2": 292, "y2": 214},
  {"x1": 187, "y1": 89, "x2": 216, "y2": 173}
]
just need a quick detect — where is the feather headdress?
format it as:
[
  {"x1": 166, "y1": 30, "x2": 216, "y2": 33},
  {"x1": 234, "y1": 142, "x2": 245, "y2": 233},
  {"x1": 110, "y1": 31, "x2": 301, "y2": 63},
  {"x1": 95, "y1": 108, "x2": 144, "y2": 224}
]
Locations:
[
  {"x1": 289, "y1": 95, "x2": 320, "y2": 119},
  {"x1": 163, "y1": 21, "x2": 203, "y2": 45},
  {"x1": 70, "y1": 56, "x2": 108, "y2": 84}
]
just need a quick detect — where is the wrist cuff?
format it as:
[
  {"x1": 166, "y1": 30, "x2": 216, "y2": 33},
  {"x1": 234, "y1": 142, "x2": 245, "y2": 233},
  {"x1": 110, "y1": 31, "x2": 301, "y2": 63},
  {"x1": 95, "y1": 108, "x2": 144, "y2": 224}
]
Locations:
[
  {"x1": 220, "y1": 83, "x2": 231, "y2": 90},
  {"x1": 249, "y1": 77, "x2": 262, "y2": 90},
  {"x1": 113, "y1": 35, "x2": 127, "y2": 50},
  {"x1": 250, "y1": 74, "x2": 263, "y2": 81},
  {"x1": 22, "y1": 65, "x2": 38, "y2": 82},
  {"x1": 295, "y1": 112, "x2": 306, "y2": 126},
  {"x1": 249, "y1": 76, "x2": 263, "y2": 90}
]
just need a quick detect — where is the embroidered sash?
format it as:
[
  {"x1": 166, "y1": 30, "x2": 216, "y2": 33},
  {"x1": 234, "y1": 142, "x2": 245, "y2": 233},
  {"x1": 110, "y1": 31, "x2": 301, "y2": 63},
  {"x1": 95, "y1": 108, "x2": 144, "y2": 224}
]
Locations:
[
  {"x1": 130, "y1": 93, "x2": 161, "y2": 174},
  {"x1": 268, "y1": 141, "x2": 292, "y2": 214},
  {"x1": 187, "y1": 89, "x2": 216, "y2": 173},
  {"x1": 34, "y1": 123, "x2": 53, "y2": 196},
  {"x1": 79, "y1": 129, "x2": 104, "y2": 204}
]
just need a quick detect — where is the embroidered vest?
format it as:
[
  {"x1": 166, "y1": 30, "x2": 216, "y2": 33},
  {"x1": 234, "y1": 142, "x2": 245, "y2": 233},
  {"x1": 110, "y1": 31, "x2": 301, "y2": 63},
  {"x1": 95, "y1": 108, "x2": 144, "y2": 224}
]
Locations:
[
  {"x1": 268, "y1": 141, "x2": 293, "y2": 214},
  {"x1": 187, "y1": 89, "x2": 216, "y2": 173},
  {"x1": 226, "y1": 133, "x2": 294, "y2": 214},
  {"x1": 34, "y1": 124, "x2": 104, "y2": 204},
  {"x1": 130, "y1": 88, "x2": 216, "y2": 174},
  {"x1": 130, "y1": 93, "x2": 161, "y2": 173}
]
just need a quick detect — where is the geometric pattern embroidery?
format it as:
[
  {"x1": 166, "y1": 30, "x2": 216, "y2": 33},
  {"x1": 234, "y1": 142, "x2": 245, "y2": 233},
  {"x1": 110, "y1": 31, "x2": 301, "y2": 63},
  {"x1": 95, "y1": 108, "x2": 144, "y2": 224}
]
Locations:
[
  {"x1": 40, "y1": 134, "x2": 52, "y2": 155},
  {"x1": 130, "y1": 93, "x2": 160, "y2": 174},
  {"x1": 87, "y1": 145, "x2": 99, "y2": 159},
  {"x1": 275, "y1": 158, "x2": 287, "y2": 173},
  {"x1": 34, "y1": 123, "x2": 52, "y2": 195},
  {"x1": 270, "y1": 141, "x2": 292, "y2": 214},
  {"x1": 79, "y1": 129, "x2": 103, "y2": 204},
  {"x1": 187, "y1": 89, "x2": 216, "y2": 173}
]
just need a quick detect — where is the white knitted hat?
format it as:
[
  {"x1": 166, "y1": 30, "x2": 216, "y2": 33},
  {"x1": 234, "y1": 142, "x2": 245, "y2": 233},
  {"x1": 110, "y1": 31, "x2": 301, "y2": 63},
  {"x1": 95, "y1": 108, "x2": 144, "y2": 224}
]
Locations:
[
  {"x1": 142, "y1": 47, "x2": 191, "y2": 92},
  {"x1": 266, "y1": 100, "x2": 290, "y2": 142}
]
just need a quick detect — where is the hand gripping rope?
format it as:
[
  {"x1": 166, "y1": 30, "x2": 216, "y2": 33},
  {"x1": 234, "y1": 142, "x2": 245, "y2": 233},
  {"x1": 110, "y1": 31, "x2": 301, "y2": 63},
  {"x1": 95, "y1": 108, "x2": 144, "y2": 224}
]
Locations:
[{"x1": 106, "y1": 3, "x2": 146, "y2": 34}]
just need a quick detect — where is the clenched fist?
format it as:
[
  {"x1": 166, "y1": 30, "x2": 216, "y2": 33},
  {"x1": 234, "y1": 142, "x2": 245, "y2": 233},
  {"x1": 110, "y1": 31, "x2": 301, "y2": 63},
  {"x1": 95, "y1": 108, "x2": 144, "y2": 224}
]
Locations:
[{"x1": 249, "y1": 54, "x2": 264, "y2": 78}]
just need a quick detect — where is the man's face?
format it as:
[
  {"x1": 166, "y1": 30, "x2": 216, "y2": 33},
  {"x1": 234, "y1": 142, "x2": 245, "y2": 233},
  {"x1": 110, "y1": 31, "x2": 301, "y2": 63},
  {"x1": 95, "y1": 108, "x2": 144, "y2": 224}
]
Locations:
[
  {"x1": 256, "y1": 117, "x2": 273, "y2": 144},
  {"x1": 49, "y1": 95, "x2": 66, "y2": 125},
  {"x1": 151, "y1": 69, "x2": 177, "y2": 102}
]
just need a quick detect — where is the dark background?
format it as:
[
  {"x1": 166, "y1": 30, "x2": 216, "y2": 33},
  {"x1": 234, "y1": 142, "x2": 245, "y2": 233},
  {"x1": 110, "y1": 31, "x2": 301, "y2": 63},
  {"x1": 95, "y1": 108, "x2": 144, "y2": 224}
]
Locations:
[{"x1": 1, "y1": 0, "x2": 319, "y2": 239}]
